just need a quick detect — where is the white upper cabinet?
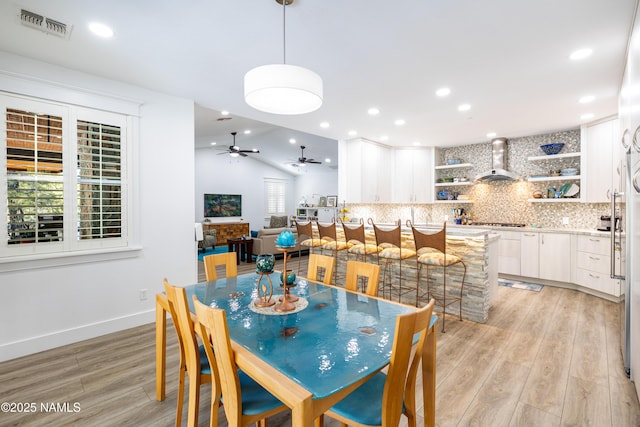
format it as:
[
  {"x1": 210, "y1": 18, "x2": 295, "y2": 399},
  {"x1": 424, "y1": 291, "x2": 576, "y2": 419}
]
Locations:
[
  {"x1": 581, "y1": 117, "x2": 621, "y2": 203},
  {"x1": 391, "y1": 147, "x2": 434, "y2": 203},
  {"x1": 342, "y1": 138, "x2": 391, "y2": 203}
]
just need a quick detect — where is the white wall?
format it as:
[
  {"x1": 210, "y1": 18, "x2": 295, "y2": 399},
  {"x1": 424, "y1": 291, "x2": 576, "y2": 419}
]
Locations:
[
  {"x1": 195, "y1": 148, "x2": 296, "y2": 229},
  {"x1": 195, "y1": 150, "x2": 338, "y2": 229},
  {"x1": 0, "y1": 52, "x2": 196, "y2": 361}
]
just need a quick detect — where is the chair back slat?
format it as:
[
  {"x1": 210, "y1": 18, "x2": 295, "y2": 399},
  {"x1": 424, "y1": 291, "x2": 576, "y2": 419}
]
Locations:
[
  {"x1": 345, "y1": 260, "x2": 380, "y2": 296},
  {"x1": 307, "y1": 253, "x2": 335, "y2": 285},
  {"x1": 316, "y1": 221, "x2": 338, "y2": 242},
  {"x1": 368, "y1": 218, "x2": 402, "y2": 248},
  {"x1": 341, "y1": 219, "x2": 366, "y2": 245},
  {"x1": 381, "y1": 298, "x2": 435, "y2": 426},
  {"x1": 294, "y1": 220, "x2": 314, "y2": 240},
  {"x1": 203, "y1": 252, "x2": 238, "y2": 281}
]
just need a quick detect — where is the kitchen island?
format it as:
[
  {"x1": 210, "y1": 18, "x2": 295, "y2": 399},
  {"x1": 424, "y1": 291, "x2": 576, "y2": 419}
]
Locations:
[{"x1": 327, "y1": 224, "x2": 499, "y2": 323}]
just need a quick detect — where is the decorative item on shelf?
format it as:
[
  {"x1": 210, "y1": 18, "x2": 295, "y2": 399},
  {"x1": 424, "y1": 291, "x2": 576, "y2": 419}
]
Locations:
[
  {"x1": 532, "y1": 190, "x2": 543, "y2": 199},
  {"x1": 437, "y1": 190, "x2": 450, "y2": 200},
  {"x1": 275, "y1": 230, "x2": 296, "y2": 247},
  {"x1": 327, "y1": 195, "x2": 337, "y2": 207},
  {"x1": 540, "y1": 142, "x2": 565, "y2": 155},
  {"x1": 560, "y1": 168, "x2": 578, "y2": 176},
  {"x1": 256, "y1": 254, "x2": 275, "y2": 273},
  {"x1": 446, "y1": 159, "x2": 461, "y2": 165}
]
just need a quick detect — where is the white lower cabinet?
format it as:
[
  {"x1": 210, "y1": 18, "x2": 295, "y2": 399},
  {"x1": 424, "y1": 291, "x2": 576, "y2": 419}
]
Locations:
[
  {"x1": 539, "y1": 233, "x2": 571, "y2": 282},
  {"x1": 520, "y1": 232, "x2": 540, "y2": 278},
  {"x1": 498, "y1": 231, "x2": 521, "y2": 275},
  {"x1": 573, "y1": 235, "x2": 623, "y2": 297}
]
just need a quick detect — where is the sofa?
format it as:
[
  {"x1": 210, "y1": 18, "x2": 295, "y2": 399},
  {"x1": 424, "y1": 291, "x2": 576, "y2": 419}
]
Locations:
[{"x1": 252, "y1": 227, "x2": 303, "y2": 257}]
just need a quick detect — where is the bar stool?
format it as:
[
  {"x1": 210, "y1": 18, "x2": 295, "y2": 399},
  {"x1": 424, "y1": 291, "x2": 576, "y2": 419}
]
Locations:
[
  {"x1": 341, "y1": 219, "x2": 381, "y2": 262},
  {"x1": 316, "y1": 219, "x2": 348, "y2": 284},
  {"x1": 294, "y1": 219, "x2": 326, "y2": 274},
  {"x1": 408, "y1": 220, "x2": 466, "y2": 332},
  {"x1": 368, "y1": 218, "x2": 416, "y2": 301}
]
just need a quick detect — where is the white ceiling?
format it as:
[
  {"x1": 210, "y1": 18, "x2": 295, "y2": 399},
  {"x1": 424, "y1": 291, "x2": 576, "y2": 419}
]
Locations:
[{"x1": 0, "y1": 0, "x2": 636, "y2": 173}]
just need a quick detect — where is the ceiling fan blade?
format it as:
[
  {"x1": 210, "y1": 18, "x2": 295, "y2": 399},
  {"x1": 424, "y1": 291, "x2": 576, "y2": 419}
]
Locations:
[{"x1": 308, "y1": 159, "x2": 322, "y2": 164}]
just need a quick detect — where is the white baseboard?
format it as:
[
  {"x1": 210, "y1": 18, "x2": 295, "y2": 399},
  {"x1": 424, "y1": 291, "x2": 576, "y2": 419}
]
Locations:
[{"x1": 0, "y1": 309, "x2": 156, "y2": 362}]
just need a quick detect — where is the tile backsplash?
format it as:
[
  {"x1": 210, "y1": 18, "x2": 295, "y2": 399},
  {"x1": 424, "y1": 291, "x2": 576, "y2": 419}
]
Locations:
[{"x1": 345, "y1": 128, "x2": 616, "y2": 229}]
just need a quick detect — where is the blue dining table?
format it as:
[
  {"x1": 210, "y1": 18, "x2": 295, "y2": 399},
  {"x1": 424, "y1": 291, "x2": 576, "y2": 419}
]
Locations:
[{"x1": 156, "y1": 273, "x2": 438, "y2": 426}]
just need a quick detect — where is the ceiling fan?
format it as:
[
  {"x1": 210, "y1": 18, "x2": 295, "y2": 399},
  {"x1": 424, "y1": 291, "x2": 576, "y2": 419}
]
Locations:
[
  {"x1": 217, "y1": 132, "x2": 259, "y2": 157},
  {"x1": 292, "y1": 145, "x2": 322, "y2": 167}
]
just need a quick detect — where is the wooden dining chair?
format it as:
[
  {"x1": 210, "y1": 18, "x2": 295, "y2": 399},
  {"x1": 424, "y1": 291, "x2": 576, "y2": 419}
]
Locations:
[
  {"x1": 203, "y1": 252, "x2": 238, "y2": 281},
  {"x1": 341, "y1": 219, "x2": 381, "y2": 262},
  {"x1": 192, "y1": 297, "x2": 288, "y2": 427},
  {"x1": 368, "y1": 218, "x2": 416, "y2": 301},
  {"x1": 344, "y1": 260, "x2": 380, "y2": 297},
  {"x1": 294, "y1": 219, "x2": 327, "y2": 274},
  {"x1": 163, "y1": 279, "x2": 213, "y2": 427},
  {"x1": 408, "y1": 220, "x2": 466, "y2": 333},
  {"x1": 307, "y1": 253, "x2": 335, "y2": 285},
  {"x1": 321, "y1": 298, "x2": 435, "y2": 427},
  {"x1": 316, "y1": 220, "x2": 349, "y2": 284}
]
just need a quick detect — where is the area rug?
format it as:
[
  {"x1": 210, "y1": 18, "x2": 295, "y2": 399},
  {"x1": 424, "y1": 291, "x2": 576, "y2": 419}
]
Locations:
[
  {"x1": 197, "y1": 245, "x2": 228, "y2": 262},
  {"x1": 498, "y1": 279, "x2": 544, "y2": 292}
]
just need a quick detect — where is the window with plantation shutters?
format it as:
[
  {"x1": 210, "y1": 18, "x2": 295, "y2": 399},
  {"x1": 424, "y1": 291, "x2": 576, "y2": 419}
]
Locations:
[
  {"x1": 2, "y1": 93, "x2": 130, "y2": 257},
  {"x1": 6, "y1": 107, "x2": 65, "y2": 245},
  {"x1": 264, "y1": 178, "x2": 286, "y2": 216},
  {"x1": 77, "y1": 120, "x2": 122, "y2": 240}
]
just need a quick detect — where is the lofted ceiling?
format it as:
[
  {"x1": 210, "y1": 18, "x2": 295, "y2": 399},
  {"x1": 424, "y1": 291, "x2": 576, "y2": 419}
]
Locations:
[{"x1": 0, "y1": 0, "x2": 636, "y2": 174}]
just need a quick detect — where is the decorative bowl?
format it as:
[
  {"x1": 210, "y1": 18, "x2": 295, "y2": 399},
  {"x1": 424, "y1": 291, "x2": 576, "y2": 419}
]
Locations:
[
  {"x1": 437, "y1": 190, "x2": 450, "y2": 200},
  {"x1": 256, "y1": 254, "x2": 275, "y2": 273},
  {"x1": 275, "y1": 230, "x2": 296, "y2": 247},
  {"x1": 540, "y1": 142, "x2": 565, "y2": 155},
  {"x1": 446, "y1": 159, "x2": 461, "y2": 165},
  {"x1": 560, "y1": 168, "x2": 578, "y2": 176},
  {"x1": 280, "y1": 269, "x2": 296, "y2": 286}
]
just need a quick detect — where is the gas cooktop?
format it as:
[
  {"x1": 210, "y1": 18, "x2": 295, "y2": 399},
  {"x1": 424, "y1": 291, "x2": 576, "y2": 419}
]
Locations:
[{"x1": 471, "y1": 222, "x2": 527, "y2": 227}]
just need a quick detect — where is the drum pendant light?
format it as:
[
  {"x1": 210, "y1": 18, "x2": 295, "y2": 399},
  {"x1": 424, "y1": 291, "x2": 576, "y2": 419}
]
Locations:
[{"x1": 244, "y1": 0, "x2": 323, "y2": 115}]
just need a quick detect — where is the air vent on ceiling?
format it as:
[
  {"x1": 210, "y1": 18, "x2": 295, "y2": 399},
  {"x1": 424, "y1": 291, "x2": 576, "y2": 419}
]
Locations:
[{"x1": 19, "y1": 9, "x2": 72, "y2": 39}]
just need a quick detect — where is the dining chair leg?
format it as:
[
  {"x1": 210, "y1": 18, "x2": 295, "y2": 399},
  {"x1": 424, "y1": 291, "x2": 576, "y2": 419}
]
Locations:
[
  {"x1": 175, "y1": 365, "x2": 185, "y2": 427},
  {"x1": 187, "y1": 376, "x2": 200, "y2": 427},
  {"x1": 442, "y1": 266, "x2": 447, "y2": 333}
]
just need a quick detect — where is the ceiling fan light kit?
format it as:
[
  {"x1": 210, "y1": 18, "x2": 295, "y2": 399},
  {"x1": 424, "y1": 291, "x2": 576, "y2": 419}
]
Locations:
[
  {"x1": 244, "y1": 0, "x2": 323, "y2": 115},
  {"x1": 218, "y1": 132, "x2": 259, "y2": 158}
]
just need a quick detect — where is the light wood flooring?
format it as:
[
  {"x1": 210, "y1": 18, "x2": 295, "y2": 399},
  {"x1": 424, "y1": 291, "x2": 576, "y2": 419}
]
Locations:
[{"x1": 1, "y1": 253, "x2": 639, "y2": 426}]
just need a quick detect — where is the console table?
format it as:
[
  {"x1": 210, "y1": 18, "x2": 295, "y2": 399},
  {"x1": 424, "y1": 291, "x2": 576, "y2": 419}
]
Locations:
[{"x1": 203, "y1": 222, "x2": 249, "y2": 245}]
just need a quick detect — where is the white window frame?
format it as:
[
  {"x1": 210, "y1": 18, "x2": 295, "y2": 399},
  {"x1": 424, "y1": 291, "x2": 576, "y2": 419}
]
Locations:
[
  {"x1": 0, "y1": 88, "x2": 139, "y2": 270},
  {"x1": 264, "y1": 178, "x2": 286, "y2": 216}
]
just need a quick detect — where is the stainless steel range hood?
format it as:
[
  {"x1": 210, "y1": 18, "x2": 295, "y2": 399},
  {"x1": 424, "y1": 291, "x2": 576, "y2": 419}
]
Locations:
[{"x1": 474, "y1": 137, "x2": 519, "y2": 182}]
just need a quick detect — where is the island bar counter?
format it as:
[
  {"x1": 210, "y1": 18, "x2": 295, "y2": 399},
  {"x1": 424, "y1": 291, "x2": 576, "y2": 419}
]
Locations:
[{"x1": 329, "y1": 224, "x2": 498, "y2": 323}]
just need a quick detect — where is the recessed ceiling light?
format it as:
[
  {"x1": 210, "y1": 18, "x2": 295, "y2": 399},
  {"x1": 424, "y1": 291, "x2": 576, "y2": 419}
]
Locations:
[
  {"x1": 580, "y1": 113, "x2": 595, "y2": 120},
  {"x1": 289, "y1": 138, "x2": 296, "y2": 144},
  {"x1": 368, "y1": 107, "x2": 380, "y2": 116},
  {"x1": 348, "y1": 130, "x2": 357, "y2": 136},
  {"x1": 88, "y1": 22, "x2": 114, "y2": 38},
  {"x1": 380, "y1": 135, "x2": 389, "y2": 141},
  {"x1": 458, "y1": 104, "x2": 471, "y2": 112},
  {"x1": 436, "y1": 87, "x2": 451, "y2": 97},
  {"x1": 220, "y1": 110, "x2": 229, "y2": 116},
  {"x1": 486, "y1": 132, "x2": 497, "y2": 138},
  {"x1": 244, "y1": 130, "x2": 251, "y2": 134},
  {"x1": 579, "y1": 95, "x2": 595, "y2": 103},
  {"x1": 394, "y1": 119, "x2": 406, "y2": 126},
  {"x1": 320, "y1": 122, "x2": 330, "y2": 128},
  {"x1": 210, "y1": 142, "x2": 217, "y2": 146},
  {"x1": 325, "y1": 158, "x2": 331, "y2": 163},
  {"x1": 570, "y1": 48, "x2": 592, "y2": 60}
]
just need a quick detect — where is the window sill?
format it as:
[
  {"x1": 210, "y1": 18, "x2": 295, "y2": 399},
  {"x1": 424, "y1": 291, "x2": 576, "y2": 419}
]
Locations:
[{"x1": 0, "y1": 246, "x2": 143, "y2": 273}]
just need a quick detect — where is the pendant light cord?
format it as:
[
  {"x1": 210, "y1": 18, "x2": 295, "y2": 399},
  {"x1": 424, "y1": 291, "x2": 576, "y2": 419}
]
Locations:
[{"x1": 282, "y1": 0, "x2": 286, "y2": 64}]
